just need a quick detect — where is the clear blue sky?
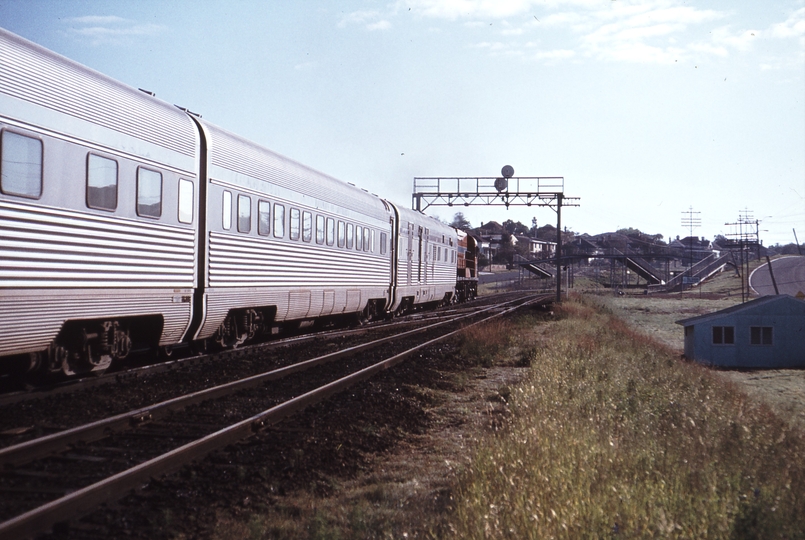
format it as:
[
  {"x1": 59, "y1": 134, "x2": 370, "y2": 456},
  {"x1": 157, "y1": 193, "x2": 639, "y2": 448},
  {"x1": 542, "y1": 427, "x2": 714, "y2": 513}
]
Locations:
[{"x1": 2, "y1": 0, "x2": 803, "y2": 245}]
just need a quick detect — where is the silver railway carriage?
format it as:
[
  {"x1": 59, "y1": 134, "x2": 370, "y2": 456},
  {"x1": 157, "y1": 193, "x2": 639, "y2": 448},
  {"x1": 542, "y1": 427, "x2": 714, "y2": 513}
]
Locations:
[
  {"x1": 0, "y1": 28, "x2": 475, "y2": 377},
  {"x1": 0, "y1": 28, "x2": 200, "y2": 375},
  {"x1": 193, "y1": 120, "x2": 394, "y2": 347},
  {"x1": 389, "y1": 205, "x2": 457, "y2": 313}
]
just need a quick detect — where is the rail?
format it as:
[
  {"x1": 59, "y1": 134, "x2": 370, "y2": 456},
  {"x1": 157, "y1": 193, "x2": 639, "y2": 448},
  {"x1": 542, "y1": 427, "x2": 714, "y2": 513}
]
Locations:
[{"x1": 0, "y1": 294, "x2": 551, "y2": 539}]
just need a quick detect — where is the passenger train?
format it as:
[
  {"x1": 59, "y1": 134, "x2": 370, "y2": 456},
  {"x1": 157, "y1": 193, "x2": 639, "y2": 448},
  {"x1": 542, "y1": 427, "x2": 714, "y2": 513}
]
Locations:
[{"x1": 0, "y1": 28, "x2": 478, "y2": 377}]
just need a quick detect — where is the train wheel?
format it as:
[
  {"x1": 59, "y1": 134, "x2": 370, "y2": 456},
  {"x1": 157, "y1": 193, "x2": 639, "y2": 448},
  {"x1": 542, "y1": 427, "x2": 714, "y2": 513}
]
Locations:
[{"x1": 60, "y1": 349, "x2": 113, "y2": 377}]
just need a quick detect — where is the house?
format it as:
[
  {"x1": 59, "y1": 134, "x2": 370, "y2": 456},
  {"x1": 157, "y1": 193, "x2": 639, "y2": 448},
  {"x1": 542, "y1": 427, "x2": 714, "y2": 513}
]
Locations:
[
  {"x1": 675, "y1": 295, "x2": 805, "y2": 368},
  {"x1": 514, "y1": 235, "x2": 556, "y2": 259}
]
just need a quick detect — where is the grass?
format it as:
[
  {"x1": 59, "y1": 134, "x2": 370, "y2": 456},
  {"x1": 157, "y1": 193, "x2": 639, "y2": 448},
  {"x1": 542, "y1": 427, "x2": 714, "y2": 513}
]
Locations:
[
  {"x1": 206, "y1": 281, "x2": 803, "y2": 539},
  {"x1": 447, "y1": 296, "x2": 805, "y2": 539}
]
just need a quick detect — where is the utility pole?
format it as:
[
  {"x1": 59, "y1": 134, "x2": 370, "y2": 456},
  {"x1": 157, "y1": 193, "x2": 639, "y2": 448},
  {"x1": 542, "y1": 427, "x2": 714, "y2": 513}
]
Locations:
[
  {"x1": 725, "y1": 209, "x2": 759, "y2": 303},
  {"x1": 681, "y1": 207, "x2": 701, "y2": 289}
]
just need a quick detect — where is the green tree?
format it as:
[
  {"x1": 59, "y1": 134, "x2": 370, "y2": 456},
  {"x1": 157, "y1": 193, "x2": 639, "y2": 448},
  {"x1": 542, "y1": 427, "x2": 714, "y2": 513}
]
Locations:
[{"x1": 450, "y1": 212, "x2": 472, "y2": 230}]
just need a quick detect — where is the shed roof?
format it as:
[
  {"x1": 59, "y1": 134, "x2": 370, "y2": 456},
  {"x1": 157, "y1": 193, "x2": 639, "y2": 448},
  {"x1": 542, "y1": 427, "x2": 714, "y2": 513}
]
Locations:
[{"x1": 675, "y1": 294, "x2": 805, "y2": 326}]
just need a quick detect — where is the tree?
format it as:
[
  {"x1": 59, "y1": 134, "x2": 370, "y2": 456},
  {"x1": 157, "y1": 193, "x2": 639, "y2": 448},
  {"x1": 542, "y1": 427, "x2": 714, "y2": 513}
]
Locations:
[
  {"x1": 493, "y1": 232, "x2": 517, "y2": 264},
  {"x1": 502, "y1": 219, "x2": 529, "y2": 236},
  {"x1": 450, "y1": 212, "x2": 472, "y2": 230}
]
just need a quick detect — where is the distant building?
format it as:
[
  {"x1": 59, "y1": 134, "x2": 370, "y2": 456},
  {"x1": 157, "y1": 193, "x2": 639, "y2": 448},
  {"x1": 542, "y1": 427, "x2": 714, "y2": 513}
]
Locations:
[
  {"x1": 675, "y1": 295, "x2": 805, "y2": 368},
  {"x1": 514, "y1": 235, "x2": 556, "y2": 259}
]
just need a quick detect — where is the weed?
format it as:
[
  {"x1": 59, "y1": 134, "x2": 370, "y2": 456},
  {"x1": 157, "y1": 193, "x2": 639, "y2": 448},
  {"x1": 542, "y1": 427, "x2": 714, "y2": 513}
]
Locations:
[
  {"x1": 447, "y1": 298, "x2": 805, "y2": 538},
  {"x1": 458, "y1": 320, "x2": 509, "y2": 367}
]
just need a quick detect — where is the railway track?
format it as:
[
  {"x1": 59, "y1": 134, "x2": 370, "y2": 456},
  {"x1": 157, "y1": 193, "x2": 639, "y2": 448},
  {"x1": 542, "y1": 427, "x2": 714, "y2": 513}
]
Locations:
[
  {"x1": 0, "y1": 294, "x2": 551, "y2": 539},
  {"x1": 0, "y1": 292, "x2": 521, "y2": 408}
]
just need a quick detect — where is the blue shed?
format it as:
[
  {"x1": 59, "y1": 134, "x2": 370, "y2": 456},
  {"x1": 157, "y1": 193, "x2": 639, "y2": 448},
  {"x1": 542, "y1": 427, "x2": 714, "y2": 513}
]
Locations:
[{"x1": 675, "y1": 295, "x2": 805, "y2": 368}]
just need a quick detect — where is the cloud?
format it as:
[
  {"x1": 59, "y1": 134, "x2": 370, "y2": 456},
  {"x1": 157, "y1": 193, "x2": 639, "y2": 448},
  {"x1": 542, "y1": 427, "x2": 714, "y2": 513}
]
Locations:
[
  {"x1": 62, "y1": 15, "x2": 166, "y2": 45},
  {"x1": 531, "y1": 48, "x2": 576, "y2": 63},
  {"x1": 294, "y1": 61, "x2": 318, "y2": 71},
  {"x1": 404, "y1": 0, "x2": 544, "y2": 20},
  {"x1": 769, "y1": 7, "x2": 805, "y2": 39},
  {"x1": 393, "y1": 1, "x2": 803, "y2": 67},
  {"x1": 339, "y1": 10, "x2": 392, "y2": 31},
  {"x1": 63, "y1": 15, "x2": 128, "y2": 25},
  {"x1": 367, "y1": 20, "x2": 392, "y2": 31}
]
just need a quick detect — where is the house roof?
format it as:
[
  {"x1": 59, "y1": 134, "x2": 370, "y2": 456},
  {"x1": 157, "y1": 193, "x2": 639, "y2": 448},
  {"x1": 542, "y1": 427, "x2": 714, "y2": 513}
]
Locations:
[{"x1": 675, "y1": 294, "x2": 805, "y2": 326}]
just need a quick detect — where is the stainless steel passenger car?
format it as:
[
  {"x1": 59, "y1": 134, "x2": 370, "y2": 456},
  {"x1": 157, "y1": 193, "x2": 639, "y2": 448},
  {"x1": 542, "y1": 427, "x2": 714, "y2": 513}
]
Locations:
[
  {"x1": 0, "y1": 28, "x2": 469, "y2": 377},
  {"x1": 0, "y1": 28, "x2": 200, "y2": 375},
  {"x1": 389, "y1": 205, "x2": 458, "y2": 313},
  {"x1": 191, "y1": 121, "x2": 394, "y2": 347}
]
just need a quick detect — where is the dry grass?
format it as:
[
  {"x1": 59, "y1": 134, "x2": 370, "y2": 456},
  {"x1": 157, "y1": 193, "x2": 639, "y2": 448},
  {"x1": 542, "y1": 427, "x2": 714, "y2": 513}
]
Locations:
[
  {"x1": 447, "y1": 296, "x2": 805, "y2": 539},
  {"x1": 601, "y1": 295, "x2": 740, "y2": 352}
]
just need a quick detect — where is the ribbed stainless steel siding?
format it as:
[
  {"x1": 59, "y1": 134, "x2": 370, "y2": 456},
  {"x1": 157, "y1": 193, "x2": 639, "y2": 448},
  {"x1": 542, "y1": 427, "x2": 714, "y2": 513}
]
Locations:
[
  {"x1": 197, "y1": 231, "x2": 391, "y2": 339},
  {"x1": 0, "y1": 291, "x2": 191, "y2": 355},
  {"x1": 204, "y1": 123, "x2": 388, "y2": 220},
  {"x1": 0, "y1": 201, "x2": 195, "y2": 288},
  {"x1": 0, "y1": 29, "x2": 195, "y2": 157},
  {"x1": 208, "y1": 232, "x2": 389, "y2": 288}
]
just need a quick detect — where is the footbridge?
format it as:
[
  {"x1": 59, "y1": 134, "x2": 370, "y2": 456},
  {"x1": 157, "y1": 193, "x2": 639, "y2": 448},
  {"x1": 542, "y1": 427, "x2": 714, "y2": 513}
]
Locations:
[{"x1": 650, "y1": 252, "x2": 732, "y2": 293}]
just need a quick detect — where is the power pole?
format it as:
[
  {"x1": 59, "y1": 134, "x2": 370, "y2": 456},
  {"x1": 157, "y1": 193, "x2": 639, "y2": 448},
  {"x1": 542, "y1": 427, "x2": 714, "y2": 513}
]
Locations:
[
  {"x1": 681, "y1": 207, "x2": 701, "y2": 289},
  {"x1": 725, "y1": 209, "x2": 759, "y2": 303}
]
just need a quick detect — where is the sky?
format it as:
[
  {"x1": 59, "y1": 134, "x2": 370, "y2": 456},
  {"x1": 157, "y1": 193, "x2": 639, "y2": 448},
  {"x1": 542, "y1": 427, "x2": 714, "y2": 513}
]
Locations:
[{"x1": 1, "y1": 0, "x2": 803, "y2": 245}]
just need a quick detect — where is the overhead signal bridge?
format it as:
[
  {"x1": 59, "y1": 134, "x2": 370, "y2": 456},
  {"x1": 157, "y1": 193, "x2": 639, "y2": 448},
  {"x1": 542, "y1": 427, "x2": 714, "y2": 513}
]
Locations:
[
  {"x1": 412, "y1": 176, "x2": 579, "y2": 212},
  {"x1": 413, "y1": 171, "x2": 580, "y2": 303}
]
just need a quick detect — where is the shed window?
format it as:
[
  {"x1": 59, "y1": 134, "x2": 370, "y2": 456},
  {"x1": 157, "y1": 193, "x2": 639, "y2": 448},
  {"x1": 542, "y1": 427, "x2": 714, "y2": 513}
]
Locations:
[
  {"x1": 712, "y1": 326, "x2": 734, "y2": 345},
  {"x1": 750, "y1": 326, "x2": 773, "y2": 346},
  {"x1": 273, "y1": 204, "x2": 285, "y2": 238},
  {"x1": 302, "y1": 211, "x2": 312, "y2": 242},
  {"x1": 289, "y1": 208, "x2": 300, "y2": 240},
  {"x1": 137, "y1": 167, "x2": 162, "y2": 218},
  {"x1": 222, "y1": 191, "x2": 232, "y2": 230},
  {"x1": 258, "y1": 200, "x2": 270, "y2": 236},
  {"x1": 87, "y1": 154, "x2": 118, "y2": 211},
  {"x1": 1, "y1": 131, "x2": 42, "y2": 198}
]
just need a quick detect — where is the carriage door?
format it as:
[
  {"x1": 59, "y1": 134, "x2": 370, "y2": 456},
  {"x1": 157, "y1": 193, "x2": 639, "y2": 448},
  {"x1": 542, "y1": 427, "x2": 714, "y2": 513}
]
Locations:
[
  {"x1": 422, "y1": 228, "x2": 429, "y2": 285},
  {"x1": 406, "y1": 222, "x2": 414, "y2": 286}
]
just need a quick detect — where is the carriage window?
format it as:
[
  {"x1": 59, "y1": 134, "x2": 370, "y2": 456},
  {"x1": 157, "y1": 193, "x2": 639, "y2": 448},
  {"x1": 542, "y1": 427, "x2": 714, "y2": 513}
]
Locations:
[
  {"x1": 380, "y1": 232, "x2": 387, "y2": 255},
  {"x1": 347, "y1": 223, "x2": 354, "y2": 249},
  {"x1": 137, "y1": 167, "x2": 162, "y2": 218},
  {"x1": 258, "y1": 200, "x2": 270, "y2": 235},
  {"x1": 290, "y1": 208, "x2": 301, "y2": 240},
  {"x1": 86, "y1": 154, "x2": 118, "y2": 210},
  {"x1": 438, "y1": 246, "x2": 442, "y2": 261},
  {"x1": 302, "y1": 211, "x2": 312, "y2": 242},
  {"x1": 356, "y1": 226, "x2": 363, "y2": 250},
  {"x1": 178, "y1": 179, "x2": 193, "y2": 223},
  {"x1": 274, "y1": 203, "x2": 285, "y2": 238},
  {"x1": 363, "y1": 227, "x2": 370, "y2": 252},
  {"x1": 337, "y1": 221, "x2": 345, "y2": 248},
  {"x1": 326, "y1": 217, "x2": 335, "y2": 246},
  {"x1": 316, "y1": 215, "x2": 325, "y2": 244},
  {"x1": 370, "y1": 229, "x2": 375, "y2": 253},
  {"x1": 222, "y1": 191, "x2": 232, "y2": 230},
  {"x1": 237, "y1": 194, "x2": 251, "y2": 233},
  {"x1": 1, "y1": 131, "x2": 43, "y2": 198}
]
